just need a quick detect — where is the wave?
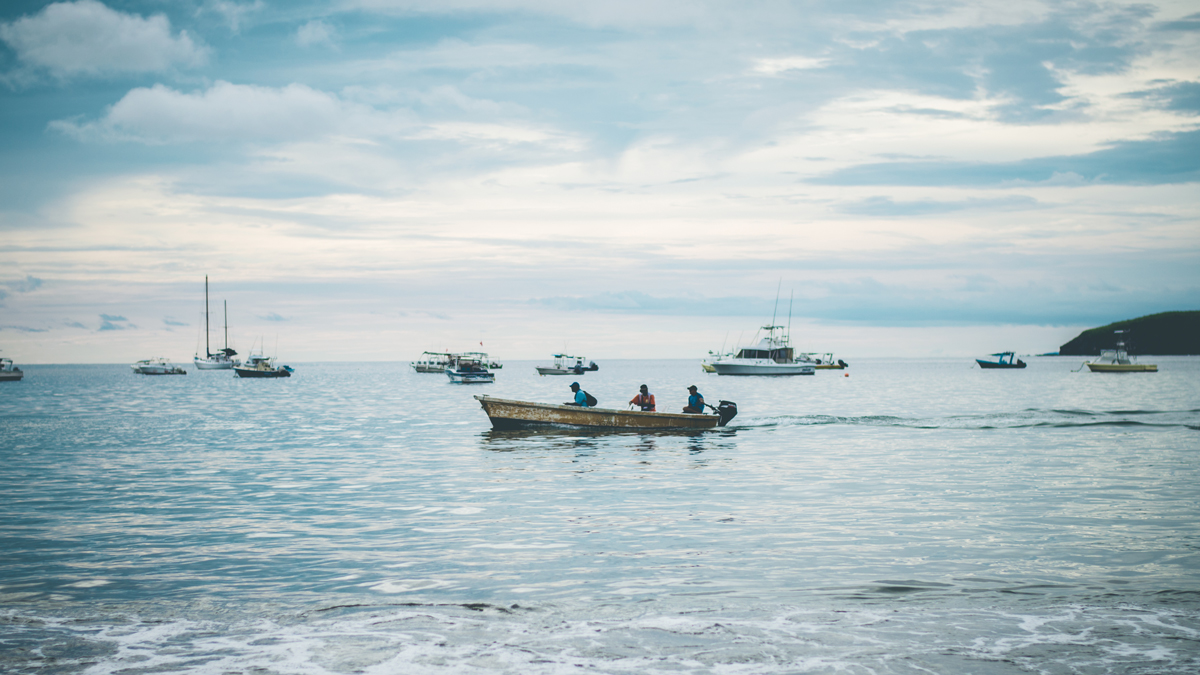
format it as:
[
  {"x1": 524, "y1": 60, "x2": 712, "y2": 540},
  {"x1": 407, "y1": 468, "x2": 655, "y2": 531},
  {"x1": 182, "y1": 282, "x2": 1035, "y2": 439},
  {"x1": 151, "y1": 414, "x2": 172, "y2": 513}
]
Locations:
[{"x1": 733, "y1": 408, "x2": 1200, "y2": 430}]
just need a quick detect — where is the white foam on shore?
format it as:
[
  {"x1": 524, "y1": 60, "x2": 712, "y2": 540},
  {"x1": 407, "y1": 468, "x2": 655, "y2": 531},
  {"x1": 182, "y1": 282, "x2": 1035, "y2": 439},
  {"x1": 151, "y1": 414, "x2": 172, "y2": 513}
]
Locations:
[{"x1": 5, "y1": 603, "x2": 1198, "y2": 675}]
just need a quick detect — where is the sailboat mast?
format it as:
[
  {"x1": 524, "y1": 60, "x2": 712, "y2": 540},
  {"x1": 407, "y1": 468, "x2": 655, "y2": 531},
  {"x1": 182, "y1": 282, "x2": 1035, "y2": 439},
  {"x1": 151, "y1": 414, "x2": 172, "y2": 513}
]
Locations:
[
  {"x1": 787, "y1": 290, "x2": 793, "y2": 345},
  {"x1": 770, "y1": 279, "x2": 781, "y2": 331},
  {"x1": 204, "y1": 276, "x2": 210, "y2": 357},
  {"x1": 223, "y1": 300, "x2": 229, "y2": 350}
]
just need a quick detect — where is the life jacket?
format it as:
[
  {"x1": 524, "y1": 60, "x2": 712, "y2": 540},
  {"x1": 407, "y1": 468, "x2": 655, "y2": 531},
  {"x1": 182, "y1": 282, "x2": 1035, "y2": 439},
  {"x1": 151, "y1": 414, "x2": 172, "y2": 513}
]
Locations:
[{"x1": 632, "y1": 393, "x2": 656, "y2": 411}]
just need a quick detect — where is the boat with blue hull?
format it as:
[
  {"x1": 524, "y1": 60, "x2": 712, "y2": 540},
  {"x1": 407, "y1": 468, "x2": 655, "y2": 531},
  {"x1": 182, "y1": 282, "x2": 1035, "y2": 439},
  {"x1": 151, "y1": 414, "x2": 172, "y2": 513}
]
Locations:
[{"x1": 976, "y1": 352, "x2": 1026, "y2": 369}]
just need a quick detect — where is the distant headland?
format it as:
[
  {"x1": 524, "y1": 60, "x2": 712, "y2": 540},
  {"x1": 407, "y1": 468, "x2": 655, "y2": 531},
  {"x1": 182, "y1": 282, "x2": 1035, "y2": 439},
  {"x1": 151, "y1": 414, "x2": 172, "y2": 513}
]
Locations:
[{"x1": 1059, "y1": 311, "x2": 1200, "y2": 356}]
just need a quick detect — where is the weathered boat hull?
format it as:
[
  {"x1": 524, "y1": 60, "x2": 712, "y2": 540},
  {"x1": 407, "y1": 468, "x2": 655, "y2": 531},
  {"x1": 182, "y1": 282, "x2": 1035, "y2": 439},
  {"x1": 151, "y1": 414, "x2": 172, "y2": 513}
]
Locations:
[
  {"x1": 0, "y1": 371, "x2": 24, "y2": 382},
  {"x1": 1087, "y1": 363, "x2": 1157, "y2": 372},
  {"x1": 448, "y1": 371, "x2": 495, "y2": 383},
  {"x1": 412, "y1": 364, "x2": 447, "y2": 373},
  {"x1": 536, "y1": 367, "x2": 581, "y2": 376},
  {"x1": 475, "y1": 395, "x2": 723, "y2": 430}
]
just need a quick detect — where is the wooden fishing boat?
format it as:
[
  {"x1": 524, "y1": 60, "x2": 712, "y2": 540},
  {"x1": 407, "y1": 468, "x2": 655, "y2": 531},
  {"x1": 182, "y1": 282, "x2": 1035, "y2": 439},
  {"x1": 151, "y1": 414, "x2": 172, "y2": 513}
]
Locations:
[{"x1": 474, "y1": 395, "x2": 737, "y2": 431}]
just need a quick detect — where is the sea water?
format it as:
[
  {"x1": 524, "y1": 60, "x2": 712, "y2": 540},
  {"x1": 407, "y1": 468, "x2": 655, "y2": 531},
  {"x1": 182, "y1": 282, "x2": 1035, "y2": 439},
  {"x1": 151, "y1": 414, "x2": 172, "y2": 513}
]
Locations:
[{"x1": 1, "y1": 357, "x2": 1198, "y2": 674}]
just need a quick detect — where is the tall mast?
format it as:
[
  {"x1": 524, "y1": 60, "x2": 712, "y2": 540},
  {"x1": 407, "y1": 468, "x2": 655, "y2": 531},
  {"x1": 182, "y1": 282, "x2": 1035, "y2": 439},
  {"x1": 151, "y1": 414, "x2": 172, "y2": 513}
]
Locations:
[
  {"x1": 770, "y1": 279, "x2": 781, "y2": 332},
  {"x1": 787, "y1": 290, "x2": 793, "y2": 346},
  {"x1": 223, "y1": 300, "x2": 229, "y2": 350},
  {"x1": 204, "y1": 276, "x2": 210, "y2": 357}
]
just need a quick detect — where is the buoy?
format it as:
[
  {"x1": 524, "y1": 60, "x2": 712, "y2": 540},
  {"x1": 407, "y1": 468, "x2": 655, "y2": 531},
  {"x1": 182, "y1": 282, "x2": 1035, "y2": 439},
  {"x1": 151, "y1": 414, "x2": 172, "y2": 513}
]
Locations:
[{"x1": 844, "y1": 373, "x2": 849, "y2": 377}]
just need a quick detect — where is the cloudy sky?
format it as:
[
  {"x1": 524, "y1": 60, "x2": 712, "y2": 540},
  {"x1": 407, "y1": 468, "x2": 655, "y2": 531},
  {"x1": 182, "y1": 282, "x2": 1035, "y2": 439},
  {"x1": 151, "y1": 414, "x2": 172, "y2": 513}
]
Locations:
[{"x1": 1, "y1": 0, "x2": 1197, "y2": 363}]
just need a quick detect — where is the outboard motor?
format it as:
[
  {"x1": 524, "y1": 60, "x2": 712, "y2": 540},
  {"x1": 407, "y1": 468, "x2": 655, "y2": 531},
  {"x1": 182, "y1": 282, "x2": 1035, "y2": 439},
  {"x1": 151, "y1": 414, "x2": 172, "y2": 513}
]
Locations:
[
  {"x1": 715, "y1": 400, "x2": 738, "y2": 427},
  {"x1": 837, "y1": 359, "x2": 848, "y2": 368}
]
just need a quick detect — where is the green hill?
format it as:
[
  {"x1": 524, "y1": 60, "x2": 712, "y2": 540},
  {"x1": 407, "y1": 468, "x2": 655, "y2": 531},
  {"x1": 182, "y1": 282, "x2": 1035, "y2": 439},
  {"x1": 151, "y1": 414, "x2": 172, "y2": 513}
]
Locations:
[{"x1": 1059, "y1": 311, "x2": 1200, "y2": 356}]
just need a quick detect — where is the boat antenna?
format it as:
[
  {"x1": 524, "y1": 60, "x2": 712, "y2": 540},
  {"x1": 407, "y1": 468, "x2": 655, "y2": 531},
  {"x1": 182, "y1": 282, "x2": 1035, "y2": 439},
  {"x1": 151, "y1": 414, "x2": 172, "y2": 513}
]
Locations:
[
  {"x1": 787, "y1": 289, "x2": 793, "y2": 344},
  {"x1": 770, "y1": 279, "x2": 781, "y2": 329},
  {"x1": 204, "y1": 276, "x2": 211, "y2": 358}
]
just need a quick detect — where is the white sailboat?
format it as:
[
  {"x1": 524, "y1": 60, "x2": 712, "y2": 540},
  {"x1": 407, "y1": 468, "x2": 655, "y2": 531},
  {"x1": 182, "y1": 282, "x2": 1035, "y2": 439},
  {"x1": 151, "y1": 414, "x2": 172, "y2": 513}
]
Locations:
[{"x1": 194, "y1": 276, "x2": 240, "y2": 370}]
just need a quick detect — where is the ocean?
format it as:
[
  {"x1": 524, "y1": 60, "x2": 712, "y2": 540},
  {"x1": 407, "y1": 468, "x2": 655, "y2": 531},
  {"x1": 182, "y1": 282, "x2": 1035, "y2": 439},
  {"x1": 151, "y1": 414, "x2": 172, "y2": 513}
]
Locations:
[{"x1": 2, "y1": 357, "x2": 1198, "y2": 674}]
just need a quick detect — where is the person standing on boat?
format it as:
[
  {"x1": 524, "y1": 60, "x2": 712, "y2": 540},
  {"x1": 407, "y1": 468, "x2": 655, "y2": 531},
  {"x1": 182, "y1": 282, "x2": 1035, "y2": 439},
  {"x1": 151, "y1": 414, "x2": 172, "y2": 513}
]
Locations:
[
  {"x1": 630, "y1": 384, "x2": 656, "y2": 411},
  {"x1": 567, "y1": 381, "x2": 589, "y2": 407},
  {"x1": 683, "y1": 385, "x2": 705, "y2": 414}
]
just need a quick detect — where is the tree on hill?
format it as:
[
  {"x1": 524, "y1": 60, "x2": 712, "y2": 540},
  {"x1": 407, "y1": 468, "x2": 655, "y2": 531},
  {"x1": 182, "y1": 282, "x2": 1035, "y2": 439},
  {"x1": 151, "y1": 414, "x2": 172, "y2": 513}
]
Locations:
[{"x1": 1059, "y1": 311, "x2": 1200, "y2": 355}]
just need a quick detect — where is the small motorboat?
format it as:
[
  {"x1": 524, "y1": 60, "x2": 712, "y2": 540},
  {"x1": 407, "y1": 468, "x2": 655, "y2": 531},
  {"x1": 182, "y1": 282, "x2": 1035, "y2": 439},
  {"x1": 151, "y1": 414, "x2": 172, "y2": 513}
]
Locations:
[
  {"x1": 796, "y1": 352, "x2": 847, "y2": 369},
  {"x1": 1, "y1": 357, "x2": 24, "y2": 382},
  {"x1": 234, "y1": 354, "x2": 292, "y2": 378},
  {"x1": 536, "y1": 354, "x2": 598, "y2": 376},
  {"x1": 976, "y1": 352, "x2": 1026, "y2": 369},
  {"x1": 131, "y1": 358, "x2": 186, "y2": 375},
  {"x1": 474, "y1": 395, "x2": 737, "y2": 431},
  {"x1": 446, "y1": 354, "x2": 495, "y2": 383}
]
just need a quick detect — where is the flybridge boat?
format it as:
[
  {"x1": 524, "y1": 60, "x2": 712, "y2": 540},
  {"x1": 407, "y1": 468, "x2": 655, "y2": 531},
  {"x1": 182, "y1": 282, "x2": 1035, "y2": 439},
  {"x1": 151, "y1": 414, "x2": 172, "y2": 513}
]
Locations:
[
  {"x1": 194, "y1": 276, "x2": 239, "y2": 370},
  {"x1": 536, "y1": 354, "x2": 598, "y2": 376},
  {"x1": 1085, "y1": 338, "x2": 1156, "y2": 372},
  {"x1": 131, "y1": 358, "x2": 186, "y2": 375},
  {"x1": 976, "y1": 352, "x2": 1026, "y2": 369},
  {"x1": 1, "y1": 357, "x2": 24, "y2": 382},
  {"x1": 710, "y1": 325, "x2": 814, "y2": 376},
  {"x1": 474, "y1": 395, "x2": 737, "y2": 431},
  {"x1": 412, "y1": 351, "x2": 453, "y2": 373},
  {"x1": 446, "y1": 353, "x2": 495, "y2": 383}
]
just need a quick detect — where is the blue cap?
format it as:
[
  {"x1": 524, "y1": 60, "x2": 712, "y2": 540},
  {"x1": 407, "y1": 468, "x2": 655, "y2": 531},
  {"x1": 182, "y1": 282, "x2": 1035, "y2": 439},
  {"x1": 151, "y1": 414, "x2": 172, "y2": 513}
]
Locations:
[{"x1": 570, "y1": 381, "x2": 580, "y2": 387}]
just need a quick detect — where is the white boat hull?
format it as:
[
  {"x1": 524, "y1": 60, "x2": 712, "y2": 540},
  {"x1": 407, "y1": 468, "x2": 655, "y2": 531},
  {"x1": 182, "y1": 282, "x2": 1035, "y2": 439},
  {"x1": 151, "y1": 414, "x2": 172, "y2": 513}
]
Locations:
[
  {"x1": 194, "y1": 357, "x2": 237, "y2": 370},
  {"x1": 711, "y1": 359, "x2": 814, "y2": 376},
  {"x1": 536, "y1": 367, "x2": 578, "y2": 376},
  {"x1": 447, "y1": 371, "x2": 495, "y2": 383}
]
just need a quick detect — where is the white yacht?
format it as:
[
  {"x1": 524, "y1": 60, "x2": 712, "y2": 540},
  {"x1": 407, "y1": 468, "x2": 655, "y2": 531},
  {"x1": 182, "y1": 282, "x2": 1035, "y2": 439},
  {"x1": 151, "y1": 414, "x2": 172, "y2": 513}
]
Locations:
[
  {"x1": 131, "y1": 358, "x2": 186, "y2": 375},
  {"x1": 194, "y1": 276, "x2": 239, "y2": 370},
  {"x1": 446, "y1": 353, "x2": 495, "y2": 383},
  {"x1": 0, "y1": 357, "x2": 23, "y2": 382},
  {"x1": 1086, "y1": 334, "x2": 1157, "y2": 372},
  {"x1": 710, "y1": 325, "x2": 815, "y2": 376},
  {"x1": 536, "y1": 354, "x2": 598, "y2": 376}
]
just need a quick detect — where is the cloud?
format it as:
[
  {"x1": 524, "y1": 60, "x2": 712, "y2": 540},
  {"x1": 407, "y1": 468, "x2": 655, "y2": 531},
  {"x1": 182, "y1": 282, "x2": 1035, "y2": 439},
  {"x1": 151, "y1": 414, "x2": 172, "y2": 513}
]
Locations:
[
  {"x1": 7, "y1": 275, "x2": 43, "y2": 293},
  {"x1": 99, "y1": 313, "x2": 127, "y2": 322},
  {"x1": 0, "y1": 325, "x2": 49, "y2": 332},
  {"x1": 839, "y1": 195, "x2": 1040, "y2": 217},
  {"x1": 811, "y1": 130, "x2": 1200, "y2": 186},
  {"x1": 296, "y1": 19, "x2": 335, "y2": 47},
  {"x1": 98, "y1": 313, "x2": 134, "y2": 331},
  {"x1": 163, "y1": 316, "x2": 189, "y2": 326},
  {"x1": 199, "y1": 1, "x2": 264, "y2": 33},
  {"x1": 64, "y1": 321, "x2": 87, "y2": 329},
  {"x1": 0, "y1": 0, "x2": 207, "y2": 78},
  {"x1": 259, "y1": 312, "x2": 287, "y2": 322},
  {"x1": 752, "y1": 56, "x2": 829, "y2": 75},
  {"x1": 49, "y1": 81, "x2": 412, "y2": 144}
]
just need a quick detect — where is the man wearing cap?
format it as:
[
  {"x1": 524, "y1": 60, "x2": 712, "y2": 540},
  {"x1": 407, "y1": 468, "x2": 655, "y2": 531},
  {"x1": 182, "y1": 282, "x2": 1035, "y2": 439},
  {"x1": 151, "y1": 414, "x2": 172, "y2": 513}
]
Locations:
[
  {"x1": 682, "y1": 385, "x2": 705, "y2": 414},
  {"x1": 629, "y1": 384, "x2": 656, "y2": 411},
  {"x1": 566, "y1": 381, "x2": 589, "y2": 407}
]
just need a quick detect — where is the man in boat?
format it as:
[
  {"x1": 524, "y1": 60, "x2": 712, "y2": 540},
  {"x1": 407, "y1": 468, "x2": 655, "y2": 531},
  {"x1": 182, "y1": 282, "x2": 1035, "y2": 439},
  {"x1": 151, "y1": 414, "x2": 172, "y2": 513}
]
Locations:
[
  {"x1": 566, "y1": 381, "x2": 590, "y2": 407},
  {"x1": 683, "y1": 385, "x2": 705, "y2": 414},
  {"x1": 629, "y1": 384, "x2": 656, "y2": 411}
]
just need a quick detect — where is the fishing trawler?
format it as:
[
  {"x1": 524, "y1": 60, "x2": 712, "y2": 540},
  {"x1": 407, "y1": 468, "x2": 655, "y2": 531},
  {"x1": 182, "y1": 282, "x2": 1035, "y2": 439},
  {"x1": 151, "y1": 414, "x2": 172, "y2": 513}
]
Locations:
[
  {"x1": 474, "y1": 395, "x2": 737, "y2": 430},
  {"x1": 194, "y1": 277, "x2": 239, "y2": 370}
]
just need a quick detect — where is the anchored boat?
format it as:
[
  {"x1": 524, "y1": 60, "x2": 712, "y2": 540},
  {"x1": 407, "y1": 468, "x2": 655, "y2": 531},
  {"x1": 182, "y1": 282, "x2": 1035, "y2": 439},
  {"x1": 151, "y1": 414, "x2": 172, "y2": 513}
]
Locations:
[
  {"x1": 536, "y1": 354, "x2": 598, "y2": 376},
  {"x1": 131, "y1": 358, "x2": 186, "y2": 375},
  {"x1": 976, "y1": 352, "x2": 1026, "y2": 369},
  {"x1": 412, "y1": 351, "x2": 453, "y2": 373},
  {"x1": 447, "y1": 353, "x2": 495, "y2": 383},
  {"x1": 711, "y1": 325, "x2": 814, "y2": 376},
  {"x1": 234, "y1": 353, "x2": 292, "y2": 378},
  {"x1": 1, "y1": 357, "x2": 24, "y2": 382},
  {"x1": 474, "y1": 395, "x2": 737, "y2": 430},
  {"x1": 194, "y1": 276, "x2": 240, "y2": 370}
]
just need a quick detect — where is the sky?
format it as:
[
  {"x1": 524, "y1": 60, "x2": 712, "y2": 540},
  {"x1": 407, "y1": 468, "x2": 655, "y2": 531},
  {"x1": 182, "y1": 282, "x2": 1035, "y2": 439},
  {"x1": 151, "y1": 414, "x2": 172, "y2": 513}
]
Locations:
[{"x1": 0, "y1": 0, "x2": 1197, "y2": 363}]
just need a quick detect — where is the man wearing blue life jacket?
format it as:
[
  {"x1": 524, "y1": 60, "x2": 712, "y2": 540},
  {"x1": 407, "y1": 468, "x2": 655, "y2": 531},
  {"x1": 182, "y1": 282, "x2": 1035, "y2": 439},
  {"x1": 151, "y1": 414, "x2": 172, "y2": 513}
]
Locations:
[
  {"x1": 682, "y1": 385, "x2": 705, "y2": 414},
  {"x1": 567, "y1": 381, "x2": 589, "y2": 407}
]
